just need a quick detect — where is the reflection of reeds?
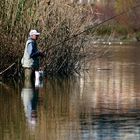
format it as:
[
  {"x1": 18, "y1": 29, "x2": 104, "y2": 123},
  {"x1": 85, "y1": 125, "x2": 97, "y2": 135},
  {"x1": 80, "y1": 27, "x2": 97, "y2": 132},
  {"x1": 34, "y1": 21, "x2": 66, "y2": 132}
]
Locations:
[
  {"x1": 0, "y1": 0, "x2": 108, "y2": 76},
  {"x1": 37, "y1": 78, "x2": 81, "y2": 140},
  {"x1": 0, "y1": 84, "x2": 27, "y2": 140}
]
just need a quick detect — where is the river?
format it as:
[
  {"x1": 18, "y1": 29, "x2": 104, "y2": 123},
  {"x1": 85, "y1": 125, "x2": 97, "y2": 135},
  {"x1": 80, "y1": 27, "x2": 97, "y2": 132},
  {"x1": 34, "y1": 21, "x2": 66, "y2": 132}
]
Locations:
[{"x1": 0, "y1": 44, "x2": 140, "y2": 140}]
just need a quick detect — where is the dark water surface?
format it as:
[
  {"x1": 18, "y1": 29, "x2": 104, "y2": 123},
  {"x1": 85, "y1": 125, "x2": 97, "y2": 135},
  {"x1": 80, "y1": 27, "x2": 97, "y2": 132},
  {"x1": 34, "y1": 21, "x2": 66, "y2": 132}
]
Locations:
[{"x1": 1, "y1": 45, "x2": 140, "y2": 140}]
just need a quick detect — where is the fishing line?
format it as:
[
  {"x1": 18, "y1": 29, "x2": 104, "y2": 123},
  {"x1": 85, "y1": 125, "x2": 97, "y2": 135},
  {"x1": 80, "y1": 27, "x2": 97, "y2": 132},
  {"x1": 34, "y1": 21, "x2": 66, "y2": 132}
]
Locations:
[
  {"x1": 1, "y1": 3, "x2": 140, "y2": 76},
  {"x1": 47, "y1": 3, "x2": 140, "y2": 49}
]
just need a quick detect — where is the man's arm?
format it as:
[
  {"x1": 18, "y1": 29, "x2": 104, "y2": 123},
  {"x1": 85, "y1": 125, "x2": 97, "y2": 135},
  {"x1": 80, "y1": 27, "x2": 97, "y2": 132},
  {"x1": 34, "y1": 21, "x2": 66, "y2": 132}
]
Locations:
[{"x1": 27, "y1": 43, "x2": 40, "y2": 58}]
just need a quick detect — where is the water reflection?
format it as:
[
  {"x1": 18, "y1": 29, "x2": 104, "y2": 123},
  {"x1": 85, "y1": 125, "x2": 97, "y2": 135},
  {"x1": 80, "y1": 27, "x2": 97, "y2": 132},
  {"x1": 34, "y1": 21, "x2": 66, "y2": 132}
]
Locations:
[
  {"x1": 79, "y1": 112, "x2": 140, "y2": 140},
  {"x1": 78, "y1": 45, "x2": 140, "y2": 140},
  {"x1": 21, "y1": 79, "x2": 39, "y2": 129},
  {"x1": 1, "y1": 45, "x2": 140, "y2": 140}
]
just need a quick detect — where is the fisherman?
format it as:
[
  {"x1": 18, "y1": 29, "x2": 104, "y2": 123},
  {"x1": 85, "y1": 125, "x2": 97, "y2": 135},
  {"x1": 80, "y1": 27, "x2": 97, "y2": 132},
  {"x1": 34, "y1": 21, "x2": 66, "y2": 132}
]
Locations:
[{"x1": 21, "y1": 29, "x2": 44, "y2": 81}]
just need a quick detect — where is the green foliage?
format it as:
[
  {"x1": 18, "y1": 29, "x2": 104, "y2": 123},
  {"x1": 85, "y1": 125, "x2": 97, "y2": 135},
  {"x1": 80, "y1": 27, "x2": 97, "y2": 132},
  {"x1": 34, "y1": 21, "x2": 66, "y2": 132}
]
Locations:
[
  {"x1": 114, "y1": 25, "x2": 128, "y2": 36},
  {"x1": 96, "y1": 25, "x2": 112, "y2": 35},
  {"x1": 114, "y1": 0, "x2": 140, "y2": 33},
  {"x1": 85, "y1": 24, "x2": 128, "y2": 37},
  {"x1": 136, "y1": 32, "x2": 140, "y2": 41},
  {"x1": 115, "y1": 0, "x2": 135, "y2": 13}
]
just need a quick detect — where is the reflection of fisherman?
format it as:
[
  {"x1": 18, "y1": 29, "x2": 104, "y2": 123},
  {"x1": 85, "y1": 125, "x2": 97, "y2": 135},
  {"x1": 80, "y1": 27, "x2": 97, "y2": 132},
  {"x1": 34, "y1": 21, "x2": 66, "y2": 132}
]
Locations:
[
  {"x1": 21, "y1": 79, "x2": 39, "y2": 127},
  {"x1": 21, "y1": 29, "x2": 45, "y2": 81}
]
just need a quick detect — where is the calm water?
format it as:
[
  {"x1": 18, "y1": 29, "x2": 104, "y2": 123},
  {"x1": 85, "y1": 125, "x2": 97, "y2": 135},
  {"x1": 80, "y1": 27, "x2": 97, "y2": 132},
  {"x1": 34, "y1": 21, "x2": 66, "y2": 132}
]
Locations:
[{"x1": 1, "y1": 45, "x2": 140, "y2": 140}]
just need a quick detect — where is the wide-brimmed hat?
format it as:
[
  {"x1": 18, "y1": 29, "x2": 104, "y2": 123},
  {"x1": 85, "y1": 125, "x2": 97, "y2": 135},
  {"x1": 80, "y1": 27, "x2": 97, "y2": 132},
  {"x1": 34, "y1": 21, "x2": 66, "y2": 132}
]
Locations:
[{"x1": 29, "y1": 30, "x2": 40, "y2": 36}]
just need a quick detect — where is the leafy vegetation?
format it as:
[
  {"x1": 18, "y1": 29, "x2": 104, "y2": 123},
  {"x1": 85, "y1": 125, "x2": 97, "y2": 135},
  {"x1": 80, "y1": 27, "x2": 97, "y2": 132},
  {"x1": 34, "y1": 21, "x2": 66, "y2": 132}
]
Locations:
[{"x1": 115, "y1": 0, "x2": 140, "y2": 40}]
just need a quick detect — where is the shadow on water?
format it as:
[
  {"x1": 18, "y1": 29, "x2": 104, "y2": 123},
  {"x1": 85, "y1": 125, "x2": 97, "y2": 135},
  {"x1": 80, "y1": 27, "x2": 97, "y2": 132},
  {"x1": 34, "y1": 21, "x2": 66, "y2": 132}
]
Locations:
[{"x1": 1, "y1": 45, "x2": 140, "y2": 140}]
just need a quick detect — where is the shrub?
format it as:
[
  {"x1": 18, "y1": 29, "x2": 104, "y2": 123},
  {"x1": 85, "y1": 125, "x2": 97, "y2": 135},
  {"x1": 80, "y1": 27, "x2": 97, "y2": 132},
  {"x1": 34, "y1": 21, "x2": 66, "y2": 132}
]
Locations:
[{"x1": 0, "y1": 0, "x2": 101, "y2": 77}]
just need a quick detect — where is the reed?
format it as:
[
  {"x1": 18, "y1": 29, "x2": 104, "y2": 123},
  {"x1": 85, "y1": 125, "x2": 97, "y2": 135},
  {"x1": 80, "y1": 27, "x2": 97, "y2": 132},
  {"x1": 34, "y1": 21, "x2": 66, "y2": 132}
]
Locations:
[{"x1": 0, "y1": 0, "x2": 109, "y2": 77}]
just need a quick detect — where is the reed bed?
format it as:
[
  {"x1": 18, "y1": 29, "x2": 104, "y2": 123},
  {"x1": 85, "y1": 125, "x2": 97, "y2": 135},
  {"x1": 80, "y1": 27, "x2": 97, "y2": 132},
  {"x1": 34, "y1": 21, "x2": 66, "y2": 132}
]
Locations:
[{"x1": 0, "y1": 0, "x2": 109, "y2": 77}]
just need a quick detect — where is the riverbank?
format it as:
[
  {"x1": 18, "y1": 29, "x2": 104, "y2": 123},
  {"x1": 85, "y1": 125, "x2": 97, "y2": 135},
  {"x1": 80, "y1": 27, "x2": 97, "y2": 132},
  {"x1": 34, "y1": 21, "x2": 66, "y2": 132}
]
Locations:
[{"x1": 88, "y1": 36, "x2": 140, "y2": 45}]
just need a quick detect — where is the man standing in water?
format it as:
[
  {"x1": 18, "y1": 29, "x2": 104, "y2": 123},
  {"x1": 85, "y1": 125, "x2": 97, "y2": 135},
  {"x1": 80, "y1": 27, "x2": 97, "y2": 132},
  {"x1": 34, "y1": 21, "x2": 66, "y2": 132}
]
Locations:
[{"x1": 21, "y1": 29, "x2": 44, "y2": 82}]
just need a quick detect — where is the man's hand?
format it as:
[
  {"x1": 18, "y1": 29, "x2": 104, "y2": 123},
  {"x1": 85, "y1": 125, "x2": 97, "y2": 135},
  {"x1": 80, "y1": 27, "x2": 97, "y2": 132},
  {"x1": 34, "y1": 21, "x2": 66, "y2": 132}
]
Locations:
[{"x1": 39, "y1": 50, "x2": 46, "y2": 57}]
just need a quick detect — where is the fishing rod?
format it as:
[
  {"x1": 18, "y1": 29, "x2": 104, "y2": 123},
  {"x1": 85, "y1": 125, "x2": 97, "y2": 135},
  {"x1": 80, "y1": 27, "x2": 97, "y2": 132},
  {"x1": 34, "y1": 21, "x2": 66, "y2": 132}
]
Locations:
[
  {"x1": 1, "y1": 3, "x2": 140, "y2": 76},
  {"x1": 46, "y1": 3, "x2": 140, "y2": 50},
  {"x1": 39, "y1": 3, "x2": 140, "y2": 72}
]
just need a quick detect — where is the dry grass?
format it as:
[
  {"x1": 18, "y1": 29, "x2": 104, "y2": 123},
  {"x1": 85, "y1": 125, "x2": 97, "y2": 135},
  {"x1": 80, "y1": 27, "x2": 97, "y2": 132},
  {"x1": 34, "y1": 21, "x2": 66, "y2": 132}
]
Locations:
[{"x1": 0, "y1": 0, "x2": 109, "y2": 77}]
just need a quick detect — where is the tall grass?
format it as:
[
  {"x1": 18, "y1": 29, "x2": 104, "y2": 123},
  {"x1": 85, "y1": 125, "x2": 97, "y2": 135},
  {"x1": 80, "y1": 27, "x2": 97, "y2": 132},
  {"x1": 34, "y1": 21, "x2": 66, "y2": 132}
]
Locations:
[{"x1": 0, "y1": 0, "x2": 109, "y2": 77}]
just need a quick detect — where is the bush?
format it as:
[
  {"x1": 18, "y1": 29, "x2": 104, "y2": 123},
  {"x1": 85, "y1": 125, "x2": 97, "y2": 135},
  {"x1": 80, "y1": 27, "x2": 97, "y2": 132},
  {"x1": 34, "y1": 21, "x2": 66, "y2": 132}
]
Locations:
[
  {"x1": 136, "y1": 32, "x2": 140, "y2": 41},
  {"x1": 0, "y1": 0, "x2": 100, "y2": 77}
]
